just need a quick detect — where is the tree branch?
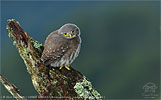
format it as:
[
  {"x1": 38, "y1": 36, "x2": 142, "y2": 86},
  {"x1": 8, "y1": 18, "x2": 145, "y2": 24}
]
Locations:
[
  {"x1": 0, "y1": 75, "x2": 26, "y2": 100},
  {"x1": 1, "y1": 19, "x2": 102, "y2": 100}
]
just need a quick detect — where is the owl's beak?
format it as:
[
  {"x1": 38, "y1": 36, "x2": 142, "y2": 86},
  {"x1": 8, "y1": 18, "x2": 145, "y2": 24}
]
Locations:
[
  {"x1": 69, "y1": 34, "x2": 72, "y2": 38},
  {"x1": 66, "y1": 33, "x2": 72, "y2": 38},
  {"x1": 69, "y1": 32, "x2": 75, "y2": 38}
]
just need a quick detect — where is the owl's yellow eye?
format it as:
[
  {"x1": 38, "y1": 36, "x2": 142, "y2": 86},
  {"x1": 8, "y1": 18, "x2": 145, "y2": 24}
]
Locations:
[
  {"x1": 72, "y1": 30, "x2": 75, "y2": 33},
  {"x1": 64, "y1": 33, "x2": 67, "y2": 36}
]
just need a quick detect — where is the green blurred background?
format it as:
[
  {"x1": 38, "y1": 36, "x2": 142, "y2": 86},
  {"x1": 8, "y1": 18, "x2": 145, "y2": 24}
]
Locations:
[{"x1": 0, "y1": 1, "x2": 160, "y2": 99}]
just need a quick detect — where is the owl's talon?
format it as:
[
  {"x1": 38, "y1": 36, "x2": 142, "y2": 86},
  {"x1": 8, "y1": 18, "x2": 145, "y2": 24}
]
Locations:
[
  {"x1": 65, "y1": 65, "x2": 70, "y2": 70},
  {"x1": 59, "y1": 65, "x2": 70, "y2": 70},
  {"x1": 59, "y1": 66, "x2": 63, "y2": 69}
]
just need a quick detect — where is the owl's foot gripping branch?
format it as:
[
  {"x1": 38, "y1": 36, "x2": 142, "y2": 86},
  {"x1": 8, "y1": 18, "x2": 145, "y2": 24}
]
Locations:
[
  {"x1": 0, "y1": 19, "x2": 102, "y2": 100},
  {"x1": 59, "y1": 65, "x2": 71, "y2": 70}
]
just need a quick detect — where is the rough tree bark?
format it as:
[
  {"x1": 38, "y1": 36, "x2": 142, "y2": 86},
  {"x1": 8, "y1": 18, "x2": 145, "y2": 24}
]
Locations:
[{"x1": 0, "y1": 19, "x2": 102, "y2": 100}]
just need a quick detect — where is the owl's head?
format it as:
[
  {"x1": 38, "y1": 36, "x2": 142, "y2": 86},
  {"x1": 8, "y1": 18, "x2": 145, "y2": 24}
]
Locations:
[{"x1": 58, "y1": 23, "x2": 80, "y2": 39}]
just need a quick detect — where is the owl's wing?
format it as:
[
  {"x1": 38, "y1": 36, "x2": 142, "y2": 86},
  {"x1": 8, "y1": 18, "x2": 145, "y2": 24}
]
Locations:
[
  {"x1": 41, "y1": 44, "x2": 69, "y2": 66},
  {"x1": 39, "y1": 31, "x2": 70, "y2": 66}
]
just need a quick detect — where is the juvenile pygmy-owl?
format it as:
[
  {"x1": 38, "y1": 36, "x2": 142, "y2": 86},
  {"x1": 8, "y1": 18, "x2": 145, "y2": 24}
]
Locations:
[{"x1": 35, "y1": 24, "x2": 81, "y2": 70}]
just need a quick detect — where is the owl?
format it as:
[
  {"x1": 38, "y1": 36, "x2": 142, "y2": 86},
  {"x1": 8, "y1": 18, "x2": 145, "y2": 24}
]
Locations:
[{"x1": 35, "y1": 23, "x2": 81, "y2": 70}]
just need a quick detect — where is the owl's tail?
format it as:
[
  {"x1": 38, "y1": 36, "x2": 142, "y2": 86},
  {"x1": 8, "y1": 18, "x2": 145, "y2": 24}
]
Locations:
[{"x1": 35, "y1": 59, "x2": 43, "y2": 67}]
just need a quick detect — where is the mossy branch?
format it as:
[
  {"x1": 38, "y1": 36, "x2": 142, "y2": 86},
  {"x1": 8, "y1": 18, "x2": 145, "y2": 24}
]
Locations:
[{"x1": 1, "y1": 19, "x2": 102, "y2": 100}]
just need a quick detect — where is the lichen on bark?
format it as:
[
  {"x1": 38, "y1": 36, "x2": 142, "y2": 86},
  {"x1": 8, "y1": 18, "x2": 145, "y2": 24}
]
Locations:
[{"x1": 74, "y1": 76, "x2": 101, "y2": 99}]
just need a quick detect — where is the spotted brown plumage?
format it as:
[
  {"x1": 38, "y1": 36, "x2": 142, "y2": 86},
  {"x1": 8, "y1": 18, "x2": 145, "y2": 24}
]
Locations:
[{"x1": 35, "y1": 24, "x2": 81, "y2": 69}]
